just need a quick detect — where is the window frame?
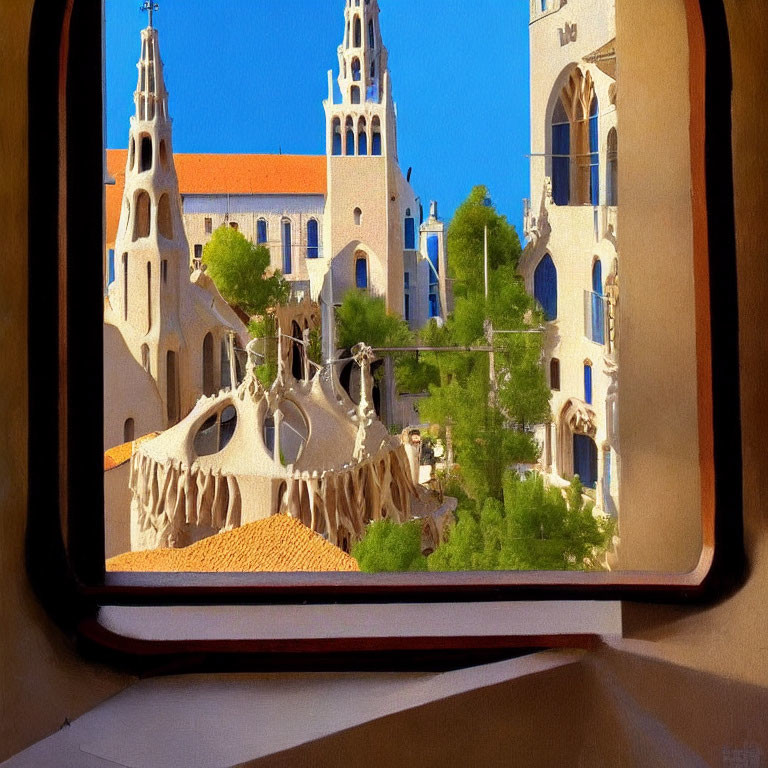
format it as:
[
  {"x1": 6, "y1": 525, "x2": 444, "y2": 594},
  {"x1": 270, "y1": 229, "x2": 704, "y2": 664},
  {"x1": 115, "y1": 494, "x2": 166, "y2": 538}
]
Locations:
[{"x1": 26, "y1": 0, "x2": 744, "y2": 666}]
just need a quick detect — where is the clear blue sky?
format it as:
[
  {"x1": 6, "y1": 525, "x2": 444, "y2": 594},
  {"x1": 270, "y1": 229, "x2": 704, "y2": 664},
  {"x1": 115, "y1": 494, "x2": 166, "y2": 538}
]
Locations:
[{"x1": 105, "y1": 1, "x2": 531, "y2": 236}]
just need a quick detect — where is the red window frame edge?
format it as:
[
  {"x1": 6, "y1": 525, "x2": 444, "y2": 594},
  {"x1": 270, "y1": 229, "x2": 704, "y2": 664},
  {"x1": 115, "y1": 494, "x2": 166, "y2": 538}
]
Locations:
[{"x1": 26, "y1": 0, "x2": 744, "y2": 668}]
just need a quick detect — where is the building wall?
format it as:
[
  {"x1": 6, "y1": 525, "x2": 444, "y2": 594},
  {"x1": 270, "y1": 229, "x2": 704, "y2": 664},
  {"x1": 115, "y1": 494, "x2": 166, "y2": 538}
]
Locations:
[{"x1": 3, "y1": 0, "x2": 767, "y2": 762}]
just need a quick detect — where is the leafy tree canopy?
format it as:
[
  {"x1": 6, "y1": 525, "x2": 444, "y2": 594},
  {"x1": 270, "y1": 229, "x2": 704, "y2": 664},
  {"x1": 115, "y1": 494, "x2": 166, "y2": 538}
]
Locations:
[
  {"x1": 427, "y1": 473, "x2": 614, "y2": 572},
  {"x1": 202, "y1": 226, "x2": 289, "y2": 316},
  {"x1": 352, "y1": 519, "x2": 427, "y2": 573},
  {"x1": 336, "y1": 289, "x2": 412, "y2": 351}
]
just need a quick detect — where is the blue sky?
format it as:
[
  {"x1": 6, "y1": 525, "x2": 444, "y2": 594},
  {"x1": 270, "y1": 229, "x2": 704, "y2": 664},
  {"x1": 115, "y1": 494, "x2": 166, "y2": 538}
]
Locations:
[{"x1": 105, "y1": 1, "x2": 531, "y2": 236}]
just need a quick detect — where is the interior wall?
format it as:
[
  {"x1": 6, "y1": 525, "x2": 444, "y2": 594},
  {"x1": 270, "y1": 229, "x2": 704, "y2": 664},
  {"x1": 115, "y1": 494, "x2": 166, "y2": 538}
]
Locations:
[
  {"x1": 1, "y1": 0, "x2": 767, "y2": 763},
  {"x1": 0, "y1": 1, "x2": 132, "y2": 762}
]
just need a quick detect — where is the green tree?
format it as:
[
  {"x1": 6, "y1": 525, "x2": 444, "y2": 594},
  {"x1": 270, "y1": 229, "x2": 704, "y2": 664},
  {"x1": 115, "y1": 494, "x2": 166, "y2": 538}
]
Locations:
[
  {"x1": 407, "y1": 187, "x2": 550, "y2": 502},
  {"x1": 352, "y1": 519, "x2": 427, "y2": 573},
  {"x1": 335, "y1": 289, "x2": 412, "y2": 350},
  {"x1": 202, "y1": 225, "x2": 289, "y2": 316},
  {"x1": 427, "y1": 472, "x2": 614, "y2": 572}
]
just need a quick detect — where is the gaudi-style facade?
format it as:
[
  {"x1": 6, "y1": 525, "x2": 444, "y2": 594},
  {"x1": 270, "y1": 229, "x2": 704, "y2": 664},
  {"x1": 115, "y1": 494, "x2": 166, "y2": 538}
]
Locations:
[
  {"x1": 104, "y1": 20, "x2": 247, "y2": 450},
  {"x1": 519, "y1": 0, "x2": 619, "y2": 515}
]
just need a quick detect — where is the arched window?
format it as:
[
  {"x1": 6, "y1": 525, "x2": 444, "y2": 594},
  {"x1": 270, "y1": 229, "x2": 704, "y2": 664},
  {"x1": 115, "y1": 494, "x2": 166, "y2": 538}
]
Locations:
[
  {"x1": 552, "y1": 99, "x2": 570, "y2": 205},
  {"x1": 584, "y1": 361, "x2": 593, "y2": 404},
  {"x1": 353, "y1": 15, "x2": 361, "y2": 47},
  {"x1": 281, "y1": 219, "x2": 292, "y2": 275},
  {"x1": 591, "y1": 260, "x2": 605, "y2": 344},
  {"x1": 157, "y1": 193, "x2": 173, "y2": 239},
  {"x1": 122, "y1": 253, "x2": 128, "y2": 320},
  {"x1": 306, "y1": 218, "x2": 319, "y2": 259},
  {"x1": 133, "y1": 190, "x2": 150, "y2": 240},
  {"x1": 404, "y1": 216, "x2": 415, "y2": 249},
  {"x1": 353, "y1": 207, "x2": 362, "y2": 225},
  {"x1": 427, "y1": 234, "x2": 440, "y2": 318},
  {"x1": 139, "y1": 135, "x2": 152, "y2": 172},
  {"x1": 550, "y1": 358, "x2": 560, "y2": 390},
  {"x1": 372, "y1": 116, "x2": 382, "y2": 155},
  {"x1": 355, "y1": 255, "x2": 368, "y2": 289},
  {"x1": 351, "y1": 57, "x2": 361, "y2": 81},
  {"x1": 202, "y1": 332, "x2": 215, "y2": 395},
  {"x1": 589, "y1": 96, "x2": 599, "y2": 205},
  {"x1": 146, "y1": 261, "x2": 152, "y2": 332},
  {"x1": 166, "y1": 350, "x2": 179, "y2": 424},
  {"x1": 257, "y1": 218, "x2": 268, "y2": 244},
  {"x1": 123, "y1": 418, "x2": 135, "y2": 444},
  {"x1": 368, "y1": 19, "x2": 375, "y2": 48},
  {"x1": 351, "y1": 86, "x2": 360, "y2": 105},
  {"x1": 332, "y1": 117, "x2": 342, "y2": 156},
  {"x1": 358, "y1": 117, "x2": 367, "y2": 155},
  {"x1": 607, "y1": 128, "x2": 618, "y2": 206},
  {"x1": 346, "y1": 116, "x2": 355, "y2": 155},
  {"x1": 533, "y1": 253, "x2": 557, "y2": 320}
]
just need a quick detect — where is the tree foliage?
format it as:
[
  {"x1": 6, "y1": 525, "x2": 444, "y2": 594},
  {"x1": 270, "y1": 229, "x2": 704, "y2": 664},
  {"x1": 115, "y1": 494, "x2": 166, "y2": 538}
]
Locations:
[
  {"x1": 352, "y1": 519, "x2": 427, "y2": 573},
  {"x1": 202, "y1": 226, "x2": 289, "y2": 316},
  {"x1": 335, "y1": 289, "x2": 412, "y2": 351},
  {"x1": 399, "y1": 186, "x2": 551, "y2": 501},
  {"x1": 427, "y1": 473, "x2": 614, "y2": 572}
]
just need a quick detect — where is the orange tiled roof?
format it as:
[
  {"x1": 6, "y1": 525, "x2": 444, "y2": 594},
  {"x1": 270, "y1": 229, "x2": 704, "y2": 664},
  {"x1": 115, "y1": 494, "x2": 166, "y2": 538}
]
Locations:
[
  {"x1": 105, "y1": 515, "x2": 360, "y2": 573},
  {"x1": 104, "y1": 432, "x2": 161, "y2": 471},
  {"x1": 105, "y1": 150, "x2": 326, "y2": 248}
]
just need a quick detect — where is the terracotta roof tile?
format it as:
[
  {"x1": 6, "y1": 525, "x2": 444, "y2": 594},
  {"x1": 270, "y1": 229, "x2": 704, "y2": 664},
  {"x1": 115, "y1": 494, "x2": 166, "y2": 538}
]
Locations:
[
  {"x1": 106, "y1": 515, "x2": 360, "y2": 573},
  {"x1": 104, "y1": 432, "x2": 161, "y2": 471},
  {"x1": 105, "y1": 150, "x2": 326, "y2": 248}
]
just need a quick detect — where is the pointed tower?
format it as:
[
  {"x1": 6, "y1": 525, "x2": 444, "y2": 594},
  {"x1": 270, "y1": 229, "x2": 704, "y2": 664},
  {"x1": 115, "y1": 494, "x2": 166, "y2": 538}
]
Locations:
[
  {"x1": 106, "y1": 11, "x2": 247, "y2": 438},
  {"x1": 323, "y1": 0, "x2": 408, "y2": 319}
]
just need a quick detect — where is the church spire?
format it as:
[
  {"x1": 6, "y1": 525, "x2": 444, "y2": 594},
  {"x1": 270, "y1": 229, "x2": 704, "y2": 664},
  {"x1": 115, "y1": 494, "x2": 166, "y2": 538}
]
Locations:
[
  {"x1": 134, "y1": 4, "x2": 168, "y2": 123},
  {"x1": 337, "y1": 0, "x2": 389, "y2": 105}
]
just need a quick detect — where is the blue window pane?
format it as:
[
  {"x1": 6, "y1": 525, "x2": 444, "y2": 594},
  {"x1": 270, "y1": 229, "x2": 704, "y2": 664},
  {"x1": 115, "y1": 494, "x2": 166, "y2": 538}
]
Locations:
[
  {"x1": 346, "y1": 130, "x2": 355, "y2": 155},
  {"x1": 584, "y1": 363, "x2": 593, "y2": 404},
  {"x1": 591, "y1": 260, "x2": 604, "y2": 344},
  {"x1": 332, "y1": 131, "x2": 342, "y2": 156},
  {"x1": 307, "y1": 219, "x2": 319, "y2": 259},
  {"x1": 552, "y1": 122, "x2": 570, "y2": 206},
  {"x1": 573, "y1": 434, "x2": 597, "y2": 488},
  {"x1": 534, "y1": 253, "x2": 557, "y2": 320},
  {"x1": 282, "y1": 221, "x2": 292, "y2": 275},
  {"x1": 372, "y1": 132, "x2": 382, "y2": 156},
  {"x1": 404, "y1": 218, "x2": 415, "y2": 249},
  {"x1": 352, "y1": 58, "x2": 361, "y2": 81},
  {"x1": 107, "y1": 248, "x2": 115, "y2": 286},
  {"x1": 427, "y1": 235, "x2": 439, "y2": 287},
  {"x1": 358, "y1": 131, "x2": 367, "y2": 156},
  {"x1": 257, "y1": 220, "x2": 267, "y2": 244},
  {"x1": 428, "y1": 293, "x2": 439, "y2": 318},
  {"x1": 355, "y1": 258, "x2": 367, "y2": 289},
  {"x1": 589, "y1": 98, "x2": 599, "y2": 206}
]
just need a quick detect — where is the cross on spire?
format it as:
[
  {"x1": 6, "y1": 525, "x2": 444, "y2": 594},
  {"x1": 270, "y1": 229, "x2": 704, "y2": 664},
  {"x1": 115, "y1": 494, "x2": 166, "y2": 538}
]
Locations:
[{"x1": 140, "y1": 1, "x2": 159, "y2": 29}]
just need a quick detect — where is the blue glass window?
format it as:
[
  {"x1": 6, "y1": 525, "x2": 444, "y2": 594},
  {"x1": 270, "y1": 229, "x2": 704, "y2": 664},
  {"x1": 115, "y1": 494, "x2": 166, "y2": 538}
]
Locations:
[
  {"x1": 589, "y1": 97, "x2": 599, "y2": 206},
  {"x1": 355, "y1": 257, "x2": 367, "y2": 289},
  {"x1": 346, "y1": 128, "x2": 355, "y2": 155},
  {"x1": 257, "y1": 219, "x2": 267, "y2": 244},
  {"x1": 534, "y1": 253, "x2": 557, "y2": 320},
  {"x1": 107, "y1": 248, "x2": 115, "y2": 286},
  {"x1": 358, "y1": 129, "x2": 367, "y2": 156},
  {"x1": 306, "y1": 219, "x2": 319, "y2": 259},
  {"x1": 372, "y1": 120, "x2": 382, "y2": 155},
  {"x1": 404, "y1": 218, "x2": 415, "y2": 249},
  {"x1": 282, "y1": 220, "x2": 292, "y2": 275},
  {"x1": 352, "y1": 58, "x2": 361, "y2": 81},
  {"x1": 584, "y1": 362, "x2": 593, "y2": 404},
  {"x1": 427, "y1": 235, "x2": 440, "y2": 318},
  {"x1": 552, "y1": 99, "x2": 570, "y2": 206},
  {"x1": 332, "y1": 118, "x2": 342, "y2": 156}
]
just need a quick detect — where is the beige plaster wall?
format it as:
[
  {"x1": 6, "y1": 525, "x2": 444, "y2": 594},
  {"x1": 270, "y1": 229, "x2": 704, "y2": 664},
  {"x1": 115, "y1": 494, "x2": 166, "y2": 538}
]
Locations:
[{"x1": 2, "y1": 0, "x2": 767, "y2": 763}]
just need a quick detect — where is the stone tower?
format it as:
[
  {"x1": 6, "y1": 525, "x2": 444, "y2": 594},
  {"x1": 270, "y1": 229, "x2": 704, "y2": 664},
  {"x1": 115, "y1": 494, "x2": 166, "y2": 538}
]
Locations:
[
  {"x1": 322, "y1": 0, "x2": 408, "y2": 318},
  {"x1": 106, "y1": 14, "x2": 246, "y2": 435}
]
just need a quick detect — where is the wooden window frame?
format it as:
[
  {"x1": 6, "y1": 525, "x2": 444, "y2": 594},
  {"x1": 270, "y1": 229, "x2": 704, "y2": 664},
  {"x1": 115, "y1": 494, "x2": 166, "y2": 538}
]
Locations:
[{"x1": 26, "y1": 0, "x2": 744, "y2": 669}]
